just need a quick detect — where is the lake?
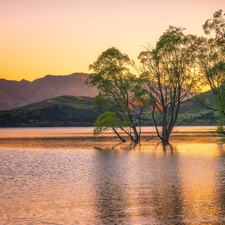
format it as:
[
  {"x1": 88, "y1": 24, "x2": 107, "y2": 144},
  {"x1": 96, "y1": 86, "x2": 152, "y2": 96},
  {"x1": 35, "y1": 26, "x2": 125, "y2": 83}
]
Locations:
[{"x1": 1, "y1": 127, "x2": 225, "y2": 224}]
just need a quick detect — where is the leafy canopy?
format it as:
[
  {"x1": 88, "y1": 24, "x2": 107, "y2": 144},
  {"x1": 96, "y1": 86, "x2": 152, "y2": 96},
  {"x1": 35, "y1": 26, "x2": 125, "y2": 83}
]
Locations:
[
  {"x1": 93, "y1": 112, "x2": 121, "y2": 136},
  {"x1": 86, "y1": 47, "x2": 143, "y2": 143},
  {"x1": 137, "y1": 26, "x2": 198, "y2": 144}
]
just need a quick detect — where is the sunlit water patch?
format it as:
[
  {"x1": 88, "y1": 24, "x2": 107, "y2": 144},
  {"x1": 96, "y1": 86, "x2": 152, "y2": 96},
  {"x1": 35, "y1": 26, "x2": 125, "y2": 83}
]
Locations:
[{"x1": 1, "y1": 140, "x2": 225, "y2": 224}]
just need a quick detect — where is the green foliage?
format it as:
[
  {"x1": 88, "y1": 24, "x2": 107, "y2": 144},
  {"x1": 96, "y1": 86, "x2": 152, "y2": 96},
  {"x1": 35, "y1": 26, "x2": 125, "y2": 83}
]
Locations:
[
  {"x1": 86, "y1": 47, "x2": 144, "y2": 143},
  {"x1": 216, "y1": 116, "x2": 225, "y2": 135},
  {"x1": 121, "y1": 114, "x2": 134, "y2": 127},
  {"x1": 93, "y1": 112, "x2": 120, "y2": 135},
  {"x1": 203, "y1": 9, "x2": 225, "y2": 47},
  {"x1": 195, "y1": 37, "x2": 225, "y2": 92},
  {"x1": 86, "y1": 48, "x2": 136, "y2": 112},
  {"x1": 214, "y1": 84, "x2": 225, "y2": 113},
  {"x1": 195, "y1": 10, "x2": 225, "y2": 134},
  {"x1": 137, "y1": 26, "x2": 199, "y2": 143},
  {"x1": 214, "y1": 84, "x2": 225, "y2": 134}
]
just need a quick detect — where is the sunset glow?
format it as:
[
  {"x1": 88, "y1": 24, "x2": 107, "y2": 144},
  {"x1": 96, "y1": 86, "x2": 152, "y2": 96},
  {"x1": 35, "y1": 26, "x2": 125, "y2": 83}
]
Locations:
[{"x1": 0, "y1": 0, "x2": 224, "y2": 81}]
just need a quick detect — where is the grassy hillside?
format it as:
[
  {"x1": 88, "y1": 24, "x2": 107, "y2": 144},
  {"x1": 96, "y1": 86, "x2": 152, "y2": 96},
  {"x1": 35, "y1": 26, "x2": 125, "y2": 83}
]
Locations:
[
  {"x1": 140, "y1": 90, "x2": 220, "y2": 126},
  {"x1": 176, "y1": 91, "x2": 219, "y2": 126},
  {"x1": 0, "y1": 95, "x2": 103, "y2": 127},
  {"x1": 0, "y1": 91, "x2": 220, "y2": 127},
  {"x1": 14, "y1": 95, "x2": 100, "y2": 117}
]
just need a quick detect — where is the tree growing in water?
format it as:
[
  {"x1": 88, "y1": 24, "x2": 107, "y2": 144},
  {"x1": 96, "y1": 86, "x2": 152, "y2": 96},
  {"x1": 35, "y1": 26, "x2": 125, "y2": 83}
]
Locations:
[
  {"x1": 137, "y1": 26, "x2": 199, "y2": 146},
  {"x1": 85, "y1": 47, "x2": 144, "y2": 144},
  {"x1": 194, "y1": 10, "x2": 225, "y2": 134}
]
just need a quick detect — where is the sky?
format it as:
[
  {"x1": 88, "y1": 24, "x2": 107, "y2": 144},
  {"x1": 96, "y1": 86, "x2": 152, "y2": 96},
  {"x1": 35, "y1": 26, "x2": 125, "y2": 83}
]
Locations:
[{"x1": 0, "y1": 0, "x2": 224, "y2": 81}]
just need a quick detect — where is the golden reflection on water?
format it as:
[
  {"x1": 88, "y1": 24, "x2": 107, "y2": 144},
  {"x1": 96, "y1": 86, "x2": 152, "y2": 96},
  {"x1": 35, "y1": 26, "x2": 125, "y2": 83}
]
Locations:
[
  {"x1": 1, "y1": 128, "x2": 225, "y2": 224},
  {"x1": 176, "y1": 144, "x2": 222, "y2": 223},
  {"x1": 0, "y1": 130, "x2": 223, "y2": 150}
]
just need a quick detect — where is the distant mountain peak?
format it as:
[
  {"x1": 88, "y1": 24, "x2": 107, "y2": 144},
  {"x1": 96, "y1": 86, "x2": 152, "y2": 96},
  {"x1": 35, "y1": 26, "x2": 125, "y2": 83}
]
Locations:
[
  {"x1": 20, "y1": 79, "x2": 30, "y2": 83},
  {"x1": 0, "y1": 73, "x2": 97, "y2": 110}
]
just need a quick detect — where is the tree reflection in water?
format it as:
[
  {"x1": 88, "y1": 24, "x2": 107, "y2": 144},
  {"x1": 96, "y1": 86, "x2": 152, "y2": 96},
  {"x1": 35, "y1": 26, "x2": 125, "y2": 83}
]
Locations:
[{"x1": 1, "y1": 129, "x2": 225, "y2": 224}]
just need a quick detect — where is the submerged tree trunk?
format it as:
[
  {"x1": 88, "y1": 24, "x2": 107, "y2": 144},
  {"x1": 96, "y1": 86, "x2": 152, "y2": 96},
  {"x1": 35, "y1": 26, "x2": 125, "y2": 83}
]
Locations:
[
  {"x1": 160, "y1": 121, "x2": 174, "y2": 146},
  {"x1": 152, "y1": 107, "x2": 171, "y2": 146},
  {"x1": 159, "y1": 125, "x2": 170, "y2": 146},
  {"x1": 160, "y1": 136, "x2": 170, "y2": 146},
  {"x1": 113, "y1": 127, "x2": 126, "y2": 142},
  {"x1": 132, "y1": 126, "x2": 140, "y2": 144}
]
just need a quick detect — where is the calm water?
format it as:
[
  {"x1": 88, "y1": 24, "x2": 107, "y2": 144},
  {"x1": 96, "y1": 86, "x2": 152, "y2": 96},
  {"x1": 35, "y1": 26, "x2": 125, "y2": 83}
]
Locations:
[
  {"x1": 0, "y1": 126, "x2": 217, "y2": 138},
  {"x1": 1, "y1": 127, "x2": 225, "y2": 224}
]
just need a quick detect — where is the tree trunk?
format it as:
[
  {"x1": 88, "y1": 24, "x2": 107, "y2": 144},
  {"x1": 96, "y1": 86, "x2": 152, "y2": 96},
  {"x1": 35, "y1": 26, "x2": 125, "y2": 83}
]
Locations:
[
  {"x1": 160, "y1": 128, "x2": 170, "y2": 146},
  {"x1": 113, "y1": 127, "x2": 126, "y2": 142},
  {"x1": 132, "y1": 126, "x2": 140, "y2": 144},
  {"x1": 161, "y1": 137, "x2": 170, "y2": 146}
]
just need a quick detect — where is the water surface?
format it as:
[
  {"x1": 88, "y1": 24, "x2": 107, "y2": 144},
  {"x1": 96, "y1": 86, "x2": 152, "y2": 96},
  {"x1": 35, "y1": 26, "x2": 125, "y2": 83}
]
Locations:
[
  {"x1": 1, "y1": 127, "x2": 225, "y2": 224},
  {"x1": 0, "y1": 126, "x2": 217, "y2": 138}
]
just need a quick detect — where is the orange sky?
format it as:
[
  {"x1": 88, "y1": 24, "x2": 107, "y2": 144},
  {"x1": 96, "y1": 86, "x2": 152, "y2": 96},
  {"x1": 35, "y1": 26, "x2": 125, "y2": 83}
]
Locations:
[{"x1": 0, "y1": 0, "x2": 224, "y2": 81}]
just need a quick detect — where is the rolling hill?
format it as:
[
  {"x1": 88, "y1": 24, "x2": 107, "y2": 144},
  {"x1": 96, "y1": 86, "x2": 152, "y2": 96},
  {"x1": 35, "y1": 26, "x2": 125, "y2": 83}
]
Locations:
[
  {"x1": 0, "y1": 95, "x2": 103, "y2": 127},
  {"x1": 141, "y1": 90, "x2": 219, "y2": 126},
  {"x1": 0, "y1": 91, "x2": 220, "y2": 127}
]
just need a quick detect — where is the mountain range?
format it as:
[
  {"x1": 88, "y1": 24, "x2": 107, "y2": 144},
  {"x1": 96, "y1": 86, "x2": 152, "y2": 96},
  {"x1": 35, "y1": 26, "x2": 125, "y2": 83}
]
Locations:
[{"x1": 0, "y1": 73, "x2": 97, "y2": 110}]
